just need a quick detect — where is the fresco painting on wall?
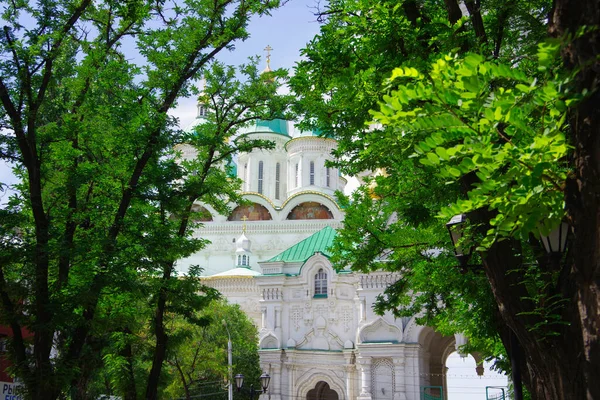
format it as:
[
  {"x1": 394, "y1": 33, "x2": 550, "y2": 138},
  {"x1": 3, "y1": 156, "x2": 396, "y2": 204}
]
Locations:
[
  {"x1": 191, "y1": 204, "x2": 213, "y2": 222},
  {"x1": 287, "y1": 202, "x2": 333, "y2": 220},
  {"x1": 228, "y1": 203, "x2": 273, "y2": 221}
]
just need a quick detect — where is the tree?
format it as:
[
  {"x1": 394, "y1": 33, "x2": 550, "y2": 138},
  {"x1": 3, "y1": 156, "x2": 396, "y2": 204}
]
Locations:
[
  {"x1": 0, "y1": 1, "x2": 286, "y2": 399},
  {"x1": 136, "y1": 58, "x2": 290, "y2": 400},
  {"x1": 83, "y1": 299, "x2": 261, "y2": 400},
  {"x1": 291, "y1": 0, "x2": 599, "y2": 398},
  {"x1": 160, "y1": 300, "x2": 261, "y2": 400}
]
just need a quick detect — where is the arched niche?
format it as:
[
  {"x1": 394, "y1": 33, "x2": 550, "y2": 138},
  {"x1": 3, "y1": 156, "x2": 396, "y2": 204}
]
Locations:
[
  {"x1": 228, "y1": 203, "x2": 273, "y2": 221},
  {"x1": 190, "y1": 204, "x2": 213, "y2": 222},
  {"x1": 286, "y1": 202, "x2": 333, "y2": 220},
  {"x1": 259, "y1": 334, "x2": 279, "y2": 349},
  {"x1": 357, "y1": 317, "x2": 403, "y2": 344}
]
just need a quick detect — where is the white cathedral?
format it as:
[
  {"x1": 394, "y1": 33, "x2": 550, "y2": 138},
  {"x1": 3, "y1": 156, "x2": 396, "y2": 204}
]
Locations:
[{"x1": 176, "y1": 99, "x2": 483, "y2": 400}]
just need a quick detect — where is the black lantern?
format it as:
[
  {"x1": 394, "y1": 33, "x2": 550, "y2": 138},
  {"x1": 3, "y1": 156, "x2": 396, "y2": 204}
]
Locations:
[
  {"x1": 446, "y1": 214, "x2": 472, "y2": 268},
  {"x1": 235, "y1": 374, "x2": 244, "y2": 391},
  {"x1": 259, "y1": 373, "x2": 271, "y2": 393},
  {"x1": 539, "y1": 221, "x2": 569, "y2": 255},
  {"x1": 234, "y1": 372, "x2": 270, "y2": 400}
]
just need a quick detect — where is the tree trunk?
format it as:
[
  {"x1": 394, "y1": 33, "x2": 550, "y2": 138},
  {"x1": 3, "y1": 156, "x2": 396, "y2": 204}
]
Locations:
[
  {"x1": 550, "y1": 0, "x2": 600, "y2": 399},
  {"x1": 145, "y1": 267, "x2": 171, "y2": 400},
  {"x1": 482, "y1": 239, "x2": 586, "y2": 399}
]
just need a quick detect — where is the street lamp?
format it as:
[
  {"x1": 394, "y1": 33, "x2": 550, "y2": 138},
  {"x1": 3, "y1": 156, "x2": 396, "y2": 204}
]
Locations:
[
  {"x1": 539, "y1": 221, "x2": 569, "y2": 255},
  {"x1": 235, "y1": 372, "x2": 271, "y2": 400},
  {"x1": 223, "y1": 320, "x2": 233, "y2": 400},
  {"x1": 446, "y1": 214, "x2": 473, "y2": 271}
]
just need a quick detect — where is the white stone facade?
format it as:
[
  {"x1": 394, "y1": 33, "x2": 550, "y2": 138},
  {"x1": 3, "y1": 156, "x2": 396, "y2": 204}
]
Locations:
[{"x1": 207, "y1": 253, "x2": 455, "y2": 400}]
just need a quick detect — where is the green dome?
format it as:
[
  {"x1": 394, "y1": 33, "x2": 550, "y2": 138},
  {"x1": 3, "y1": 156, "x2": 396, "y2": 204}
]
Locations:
[
  {"x1": 226, "y1": 159, "x2": 237, "y2": 178},
  {"x1": 311, "y1": 128, "x2": 334, "y2": 138},
  {"x1": 246, "y1": 119, "x2": 290, "y2": 137}
]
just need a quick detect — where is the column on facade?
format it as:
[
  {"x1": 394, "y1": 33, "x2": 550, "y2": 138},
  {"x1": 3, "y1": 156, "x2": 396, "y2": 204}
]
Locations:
[
  {"x1": 404, "y1": 345, "x2": 422, "y2": 400},
  {"x1": 393, "y1": 358, "x2": 408, "y2": 400},
  {"x1": 299, "y1": 155, "x2": 304, "y2": 188},
  {"x1": 344, "y1": 364, "x2": 356, "y2": 399},
  {"x1": 356, "y1": 356, "x2": 372, "y2": 400},
  {"x1": 343, "y1": 351, "x2": 356, "y2": 400},
  {"x1": 274, "y1": 306, "x2": 282, "y2": 339},
  {"x1": 280, "y1": 363, "x2": 290, "y2": 400},
  {"x1": 244, "y1": 158, "x2": 249, "y2": 192},
  {"x1": 273, "y1": 359, "x2": 283, "y2": 400},
  {"x1": 359, "y1": 297, "x2": 367, "y2": 322},
  {"x1": 287, "y1": 364, "x2": 294, "y2": 400}
]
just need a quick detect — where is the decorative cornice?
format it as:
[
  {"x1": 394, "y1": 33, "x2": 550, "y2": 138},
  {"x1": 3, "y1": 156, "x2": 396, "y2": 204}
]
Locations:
[
  {"x1": 201, "y1": 275, "x2": 256, "y2": 281},
  {"x1": 357, "y1": 273, "x2": 401, "y2": 289},
  {"x1": 197, "y1": 220, "x2": 343, "y2": 235},
  {"x1": 280, "y1": 190, "x2": 341, "y2": 210},
  {"x1": 285, "y1": 136, "x2": 338, "y2": 152},
  {"x1": 202, "y1": 276, "x2": 261, "y2": 294}
]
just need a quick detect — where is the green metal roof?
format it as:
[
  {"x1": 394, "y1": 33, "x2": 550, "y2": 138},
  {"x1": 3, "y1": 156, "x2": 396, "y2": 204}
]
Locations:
[
  {"x1": 311, "y1": 128, "x2": 334, "y2": 138},
  {"x1": 226, "y1": 159, "x2": 237, "y2": 178},
  {"x1": 247, "y1": 119, "x2": 290, "y2": 137},
  {"x1": 266, "y1": 226, "x2": 337, "y2": 263}
]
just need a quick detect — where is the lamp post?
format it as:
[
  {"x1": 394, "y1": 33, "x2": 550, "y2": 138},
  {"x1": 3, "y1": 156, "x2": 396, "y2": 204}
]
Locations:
[
  {"x1": 223, "y1": 320, "x2": 233, "y2": 400},
  {"x1": 235, "y1": 372, "x2": 271, "y2": 400}
]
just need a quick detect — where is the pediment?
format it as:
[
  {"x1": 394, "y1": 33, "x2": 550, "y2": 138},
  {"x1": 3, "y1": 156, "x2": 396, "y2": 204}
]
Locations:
[{"x1": 358, "y1": 317, "x2": 402, "y2": 344}]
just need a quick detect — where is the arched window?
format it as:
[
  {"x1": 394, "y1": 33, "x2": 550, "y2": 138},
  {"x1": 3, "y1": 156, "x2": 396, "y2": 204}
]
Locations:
[
  {"x1": 326, "y1": 167, "x2": 331, "y2": 187},
  {"x1": 310, "y1": 161, "x2": 315, "y2": 185},
  {"x1": 295, "y1": 163, "x2": 299, "y2": 188},
  {"x1": 314, "y1": 268, "x2": 327, "y2": 297},
  {"x1": 198, "y1": 104, "x2": 208, "y2": 117},
  {"x1": 275, "y1": 162, "x2": 281, "y2": 200},
  {"x1": 242, "y1": 255, "x2": 248, "y2": 266},
  {"x1": 258, "y1": 161, "x2": 264, "y2": 194},
  {"x1": 237, "y1": 255, "x2": 241, "y2": 265}
]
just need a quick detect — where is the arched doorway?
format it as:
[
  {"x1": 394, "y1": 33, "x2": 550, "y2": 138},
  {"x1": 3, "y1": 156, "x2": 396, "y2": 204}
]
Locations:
[{"x1": 306, "y1": 381, "x2": 339, "y2": 400}]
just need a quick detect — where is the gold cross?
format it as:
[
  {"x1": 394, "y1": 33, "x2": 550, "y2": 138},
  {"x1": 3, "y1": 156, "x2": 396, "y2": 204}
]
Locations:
[
  {"x1": 241, "y1": 215, "x2": 248, "y2": 233},
  {"x1": 264, "y1": 45, "x2": 273, "y2": 69}
]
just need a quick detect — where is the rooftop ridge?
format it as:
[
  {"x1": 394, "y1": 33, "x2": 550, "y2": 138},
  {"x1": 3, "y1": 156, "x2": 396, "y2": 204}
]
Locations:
[{"x1": 264, "y1": 226, "x2": 337, "y2": 263}]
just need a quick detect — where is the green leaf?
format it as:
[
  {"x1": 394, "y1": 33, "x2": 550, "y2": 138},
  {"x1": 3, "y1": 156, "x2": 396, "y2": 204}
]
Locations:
[
  {"x1": 435, "y1": 147, "x2": 449, "y2": 160},
  {"x1": 427, "y1": 152, "x2": 441, "y2": 165}
]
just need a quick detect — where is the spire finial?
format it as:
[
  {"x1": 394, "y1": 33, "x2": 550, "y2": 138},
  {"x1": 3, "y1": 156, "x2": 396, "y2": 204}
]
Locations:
[
  {"x1": 264, "y1": 45, "x2": 273, "y2": 72},
  {"x1": 241, "y1": 215, "x2": 248, "y2": 233}
]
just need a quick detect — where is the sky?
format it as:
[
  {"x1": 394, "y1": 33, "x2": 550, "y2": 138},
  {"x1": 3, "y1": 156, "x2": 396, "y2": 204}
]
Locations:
[
  {"x1": 446, "y1": 352, "x2": 509, "y2": 400},
  {"x1": 0, "y1": 1, "x2": 509, "y2": 396},
  {"x1": 169, "y1": 0, "x2": 323, "y2": 130}
]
